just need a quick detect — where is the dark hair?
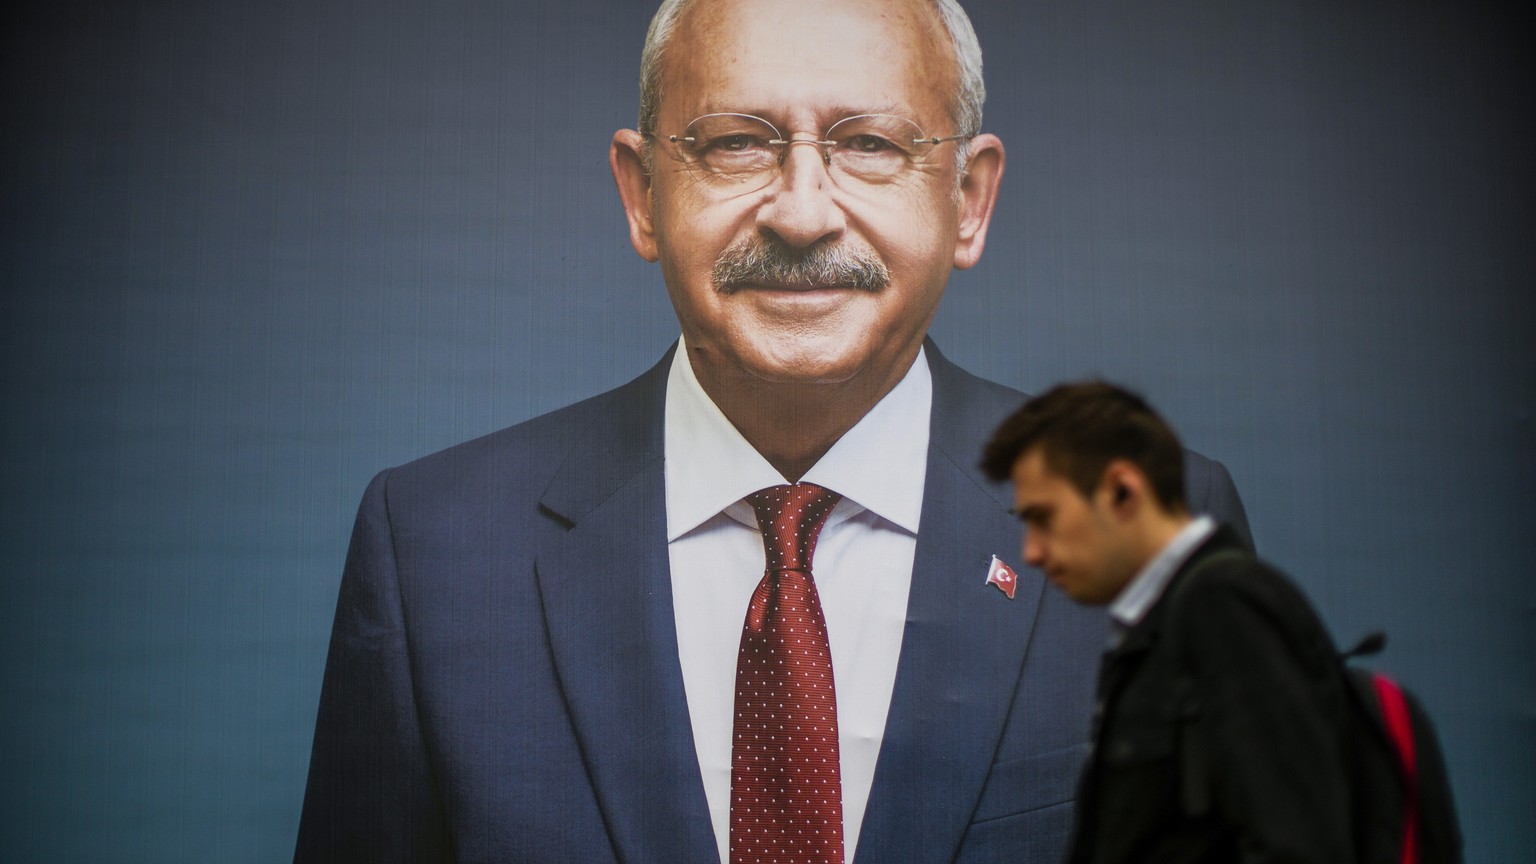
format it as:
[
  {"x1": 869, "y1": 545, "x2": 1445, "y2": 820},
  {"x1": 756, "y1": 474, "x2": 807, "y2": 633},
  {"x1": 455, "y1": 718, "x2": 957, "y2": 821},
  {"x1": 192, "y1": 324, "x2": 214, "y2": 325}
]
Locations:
[{"x1": 979, "y1": 381, "x2": 1188, "y2": 511}]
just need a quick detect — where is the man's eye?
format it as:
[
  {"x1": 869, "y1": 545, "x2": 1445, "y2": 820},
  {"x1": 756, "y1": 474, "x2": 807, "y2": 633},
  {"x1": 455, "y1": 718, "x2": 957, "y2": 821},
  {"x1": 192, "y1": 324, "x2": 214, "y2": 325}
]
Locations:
[
  {"x1": 712, "y1": 134, "x2": 764, "y2": 152},
  {"x1": 842, "y1": 134, "x2": 895, "y2": 153}
]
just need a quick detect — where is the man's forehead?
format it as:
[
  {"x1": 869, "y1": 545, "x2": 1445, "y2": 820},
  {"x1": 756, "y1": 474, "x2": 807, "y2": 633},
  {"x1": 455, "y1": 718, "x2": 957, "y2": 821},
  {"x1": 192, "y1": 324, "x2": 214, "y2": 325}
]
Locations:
[
  {"x1": 672, "y1": 0, "x2": 941, "y2": 44},
  {"x1": 660, "y1": 0, "x2": 954, "y2": 122},
  {"x1": 1011, "y1": 449, "x2": 1071, "y2": 497}
]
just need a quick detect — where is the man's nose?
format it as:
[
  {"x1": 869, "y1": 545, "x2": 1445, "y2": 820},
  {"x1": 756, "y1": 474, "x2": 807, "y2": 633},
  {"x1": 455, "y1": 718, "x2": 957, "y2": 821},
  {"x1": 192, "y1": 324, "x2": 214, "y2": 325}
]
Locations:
[
  {"x1": 1022, "y1": 532, "x2": 1044, "y2": 568},
  {"x1": 755, "y1": 139, "x2": 845, "y2": 249}
]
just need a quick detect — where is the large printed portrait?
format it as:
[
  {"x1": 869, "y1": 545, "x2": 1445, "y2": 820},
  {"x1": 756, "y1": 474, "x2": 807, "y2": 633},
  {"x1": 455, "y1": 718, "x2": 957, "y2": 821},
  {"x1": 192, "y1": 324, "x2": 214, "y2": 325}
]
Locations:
[{"x1": 1, "y1": 0, "x2": 1530, "y2": 860}]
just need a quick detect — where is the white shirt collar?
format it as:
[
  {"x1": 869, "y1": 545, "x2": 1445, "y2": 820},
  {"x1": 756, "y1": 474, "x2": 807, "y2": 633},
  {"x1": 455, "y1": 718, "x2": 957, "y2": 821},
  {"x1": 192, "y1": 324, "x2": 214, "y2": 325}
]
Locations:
[
  {"x1": 664, "y1": 335, "x2": 932, "y2": 541},
  {"x1": 1108, "y1": 515, "x2": 1217, "y2": 630}
]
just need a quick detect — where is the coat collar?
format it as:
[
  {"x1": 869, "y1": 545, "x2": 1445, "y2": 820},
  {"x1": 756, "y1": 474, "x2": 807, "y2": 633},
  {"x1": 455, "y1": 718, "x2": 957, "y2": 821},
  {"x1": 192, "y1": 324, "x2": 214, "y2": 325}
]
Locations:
[
  {"x1": 1106, "y1": 525, "x2": 1252, "y2": 665},
  {"x1": 538, "y1": 343, "x2": 673, "y2": 528}
]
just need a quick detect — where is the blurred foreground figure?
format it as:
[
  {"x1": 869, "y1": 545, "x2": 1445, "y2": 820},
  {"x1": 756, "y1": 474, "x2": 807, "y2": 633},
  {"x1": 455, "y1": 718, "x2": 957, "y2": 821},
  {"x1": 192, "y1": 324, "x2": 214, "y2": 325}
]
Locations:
[{"x1": 983, "y1": 381, "x2": 1357, "y2": 864}]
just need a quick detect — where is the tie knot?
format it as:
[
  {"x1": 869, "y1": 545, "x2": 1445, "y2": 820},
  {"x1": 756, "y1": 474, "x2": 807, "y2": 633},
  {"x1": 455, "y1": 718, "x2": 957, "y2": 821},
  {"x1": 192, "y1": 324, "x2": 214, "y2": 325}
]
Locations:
[{"x1": 747, "y1": 483, "x2": 842, "y2": 573}]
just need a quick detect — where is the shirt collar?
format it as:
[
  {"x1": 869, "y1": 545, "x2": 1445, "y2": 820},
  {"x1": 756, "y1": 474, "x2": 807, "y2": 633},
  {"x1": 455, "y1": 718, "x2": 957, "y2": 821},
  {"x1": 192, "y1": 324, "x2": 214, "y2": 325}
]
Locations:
[
  {"x1": 1108, "y1": 515, "x2": 1217, "y2": 630},
  {"x1": 664, "y1": 335, "x2": 932, "y2": 541}
]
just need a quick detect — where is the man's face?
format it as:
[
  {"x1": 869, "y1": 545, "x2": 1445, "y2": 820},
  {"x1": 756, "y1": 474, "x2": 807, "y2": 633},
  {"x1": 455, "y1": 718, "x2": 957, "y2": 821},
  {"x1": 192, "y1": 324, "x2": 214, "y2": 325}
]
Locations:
[
  {"x1": 613, "y1": 0, "x2": 1002, "y2": 396},
  {"x1": 1009, "y1": 448, "x2": 1139, "y2": 606}
]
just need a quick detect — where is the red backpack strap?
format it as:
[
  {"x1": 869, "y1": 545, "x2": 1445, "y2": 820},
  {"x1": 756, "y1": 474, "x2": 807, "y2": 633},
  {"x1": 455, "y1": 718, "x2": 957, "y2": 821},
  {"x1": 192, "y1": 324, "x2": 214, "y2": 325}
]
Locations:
[{"x1": 1373, "y1": 672, "x2": 1420, "y2": 864}]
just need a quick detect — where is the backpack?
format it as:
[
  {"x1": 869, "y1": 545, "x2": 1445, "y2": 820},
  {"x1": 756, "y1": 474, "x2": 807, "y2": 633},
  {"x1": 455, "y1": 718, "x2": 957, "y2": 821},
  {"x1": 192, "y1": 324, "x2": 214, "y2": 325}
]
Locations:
[
  {"x1": 1173, "y1": 549, "x2": 1464, "y2": 864},
  {"x1": 1339, "y1": 633, "x2": 1463, "y2": 864}
]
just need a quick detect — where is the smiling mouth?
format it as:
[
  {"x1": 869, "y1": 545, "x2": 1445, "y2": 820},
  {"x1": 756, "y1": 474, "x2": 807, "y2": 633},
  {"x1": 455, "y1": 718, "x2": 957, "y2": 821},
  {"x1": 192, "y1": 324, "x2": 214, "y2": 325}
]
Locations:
[{"x1": 723, "y1": 279, "x2": 872, "y2": 294}]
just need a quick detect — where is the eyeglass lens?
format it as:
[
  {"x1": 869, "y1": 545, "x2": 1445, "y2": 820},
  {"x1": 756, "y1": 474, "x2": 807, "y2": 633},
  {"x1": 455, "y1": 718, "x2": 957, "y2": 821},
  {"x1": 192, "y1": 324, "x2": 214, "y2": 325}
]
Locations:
[{"x1": 675, "y1": 113, "x2": 931, "y2": 191}]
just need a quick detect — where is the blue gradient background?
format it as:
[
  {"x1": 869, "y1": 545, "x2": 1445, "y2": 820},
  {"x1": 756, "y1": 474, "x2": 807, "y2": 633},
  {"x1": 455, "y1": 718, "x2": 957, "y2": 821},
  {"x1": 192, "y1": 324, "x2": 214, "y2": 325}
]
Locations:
[{"x1": 2, "y1": 1, "x2": 1531, "y2": 861}]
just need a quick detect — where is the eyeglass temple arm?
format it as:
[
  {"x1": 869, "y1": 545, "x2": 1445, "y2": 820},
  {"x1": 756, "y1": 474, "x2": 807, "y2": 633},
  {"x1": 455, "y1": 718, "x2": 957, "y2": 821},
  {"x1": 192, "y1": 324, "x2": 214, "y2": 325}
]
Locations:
[{"x1": 913, "y1": 133, "x2": 975, "y2": 145}]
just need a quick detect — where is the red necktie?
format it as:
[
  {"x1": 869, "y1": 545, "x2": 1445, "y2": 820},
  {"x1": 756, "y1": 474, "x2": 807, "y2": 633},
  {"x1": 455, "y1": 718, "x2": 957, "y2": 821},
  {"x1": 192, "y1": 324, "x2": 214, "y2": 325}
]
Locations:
[{"x1": 730, "y1": 483, "x2": 845, "y2": 864}]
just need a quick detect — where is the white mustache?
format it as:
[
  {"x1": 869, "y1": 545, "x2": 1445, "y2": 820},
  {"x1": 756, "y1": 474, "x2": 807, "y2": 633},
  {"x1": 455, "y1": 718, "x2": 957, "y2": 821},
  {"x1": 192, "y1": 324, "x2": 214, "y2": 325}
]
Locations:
[{"x1": 712, "y1": 238, "x2": 890, "y2": 293}]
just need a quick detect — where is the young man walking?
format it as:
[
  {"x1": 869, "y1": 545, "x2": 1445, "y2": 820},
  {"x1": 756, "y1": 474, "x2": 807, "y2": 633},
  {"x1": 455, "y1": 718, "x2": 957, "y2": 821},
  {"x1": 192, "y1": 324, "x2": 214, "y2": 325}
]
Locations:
[{"x1": 981, "y1": 381, "x2": 1352, "y2": 864}]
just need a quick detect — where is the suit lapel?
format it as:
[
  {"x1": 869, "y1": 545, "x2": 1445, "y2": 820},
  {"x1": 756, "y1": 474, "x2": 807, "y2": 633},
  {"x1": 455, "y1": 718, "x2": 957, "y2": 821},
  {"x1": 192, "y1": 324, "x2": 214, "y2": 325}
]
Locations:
[
  {"x1": 533, "y1": 348, "x2": 718, "y2": 864},
  {"x1": 856, "y1": 346, "x2": 1050, "y2": 861}
]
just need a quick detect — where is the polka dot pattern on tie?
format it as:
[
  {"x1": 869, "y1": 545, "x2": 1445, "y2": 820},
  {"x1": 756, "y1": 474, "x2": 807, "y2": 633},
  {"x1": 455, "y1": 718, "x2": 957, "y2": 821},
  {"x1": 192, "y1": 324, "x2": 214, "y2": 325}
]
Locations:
[{"x1": 730, "y1": 483, "x2": 844, "y2": 864}]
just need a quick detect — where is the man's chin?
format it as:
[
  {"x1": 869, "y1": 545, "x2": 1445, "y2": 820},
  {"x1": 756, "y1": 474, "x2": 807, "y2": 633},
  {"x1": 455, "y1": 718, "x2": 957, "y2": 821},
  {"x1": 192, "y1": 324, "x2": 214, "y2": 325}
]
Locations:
[
  {"x1": 739, "y1": 353, "x2": 865, "y2": 387},
  {"x1": 688, "y1": 327, "x2": 921, "y2": 396},
  {"x1": 1049, "y1": 574, "x2": 1098, "y2": 605}
]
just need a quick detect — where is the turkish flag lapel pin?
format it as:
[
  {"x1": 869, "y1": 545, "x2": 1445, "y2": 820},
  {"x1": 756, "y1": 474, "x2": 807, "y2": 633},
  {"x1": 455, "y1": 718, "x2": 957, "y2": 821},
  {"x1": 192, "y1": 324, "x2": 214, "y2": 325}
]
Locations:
[{"x1": 986, "y1": 555, "x2": 1018, "y2": 599}]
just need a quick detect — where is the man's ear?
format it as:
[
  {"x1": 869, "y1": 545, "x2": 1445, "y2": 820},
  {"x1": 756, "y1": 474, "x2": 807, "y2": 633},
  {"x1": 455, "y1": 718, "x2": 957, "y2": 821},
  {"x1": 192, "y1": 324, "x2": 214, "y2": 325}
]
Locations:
[
  {"x1": 1098, "y1": 460, "x2": 1144, "y2": 516},
  {"x1": 953, "y1": 132, "x2": 1004, "y2": 270},
  {"x1": 610, "y1": 129, "x2": 660, "y2": 262}
]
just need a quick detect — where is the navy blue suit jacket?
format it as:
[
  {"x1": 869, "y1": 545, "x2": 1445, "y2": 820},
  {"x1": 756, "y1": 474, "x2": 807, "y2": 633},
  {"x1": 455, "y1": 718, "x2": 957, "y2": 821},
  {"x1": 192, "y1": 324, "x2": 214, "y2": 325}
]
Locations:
[{"x1": 295, "y1": 342, "x2": 1251, "y2": 863}]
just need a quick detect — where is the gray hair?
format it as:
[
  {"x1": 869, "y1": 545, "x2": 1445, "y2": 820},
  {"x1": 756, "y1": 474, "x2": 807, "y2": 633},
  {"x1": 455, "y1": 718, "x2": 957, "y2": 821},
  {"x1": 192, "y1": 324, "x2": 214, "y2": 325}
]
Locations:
[{"x1": 636, "y1": 0, "x2": 986, "y2": 171}]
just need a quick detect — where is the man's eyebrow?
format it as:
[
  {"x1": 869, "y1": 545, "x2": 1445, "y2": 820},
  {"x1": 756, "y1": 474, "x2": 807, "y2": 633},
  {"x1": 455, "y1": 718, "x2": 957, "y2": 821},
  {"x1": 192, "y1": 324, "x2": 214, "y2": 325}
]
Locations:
[
  {"x1": 694, "y1": 103, "x2": 918, "y2": 126},
  {"x1": 1014, "y1": 504, "x2": 1048, "y2": 523}
]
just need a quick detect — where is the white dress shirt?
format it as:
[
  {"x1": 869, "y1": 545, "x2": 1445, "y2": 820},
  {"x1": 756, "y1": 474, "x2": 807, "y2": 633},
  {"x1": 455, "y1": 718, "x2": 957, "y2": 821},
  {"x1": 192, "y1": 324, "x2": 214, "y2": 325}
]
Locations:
[
  {"x1": 665, "y1": 337, "x2": 931, "y2": 864},
  {"x1": 1108, "y1": 515, "x2": 1218, "y2": 636}
]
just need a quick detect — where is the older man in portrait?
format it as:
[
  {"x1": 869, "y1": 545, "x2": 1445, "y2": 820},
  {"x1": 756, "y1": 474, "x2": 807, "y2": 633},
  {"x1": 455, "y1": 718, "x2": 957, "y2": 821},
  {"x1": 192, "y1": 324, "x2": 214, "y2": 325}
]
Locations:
[{"x1": 294, "y1": 1, "x2": 1250, "y2": 862}]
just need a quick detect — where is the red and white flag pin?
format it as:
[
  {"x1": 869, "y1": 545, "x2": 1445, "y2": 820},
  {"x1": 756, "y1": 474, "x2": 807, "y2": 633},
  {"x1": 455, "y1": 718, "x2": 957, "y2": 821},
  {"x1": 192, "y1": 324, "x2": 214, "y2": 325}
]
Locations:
[{"x1": 986, "y1": 555, "x2": 1019, "y2": 599}]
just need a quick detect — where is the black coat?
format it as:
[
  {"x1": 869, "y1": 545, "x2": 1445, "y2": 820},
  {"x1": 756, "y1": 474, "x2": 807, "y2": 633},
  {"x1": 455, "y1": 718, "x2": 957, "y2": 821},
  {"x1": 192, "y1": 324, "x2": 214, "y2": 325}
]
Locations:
[{"x1": 1066, "y1": 526, "x2": 1354, "y2": 864}]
